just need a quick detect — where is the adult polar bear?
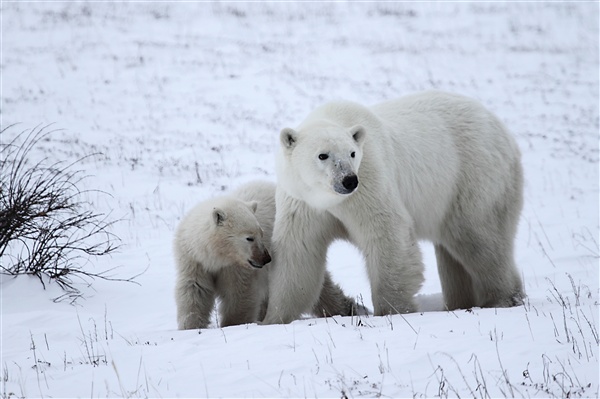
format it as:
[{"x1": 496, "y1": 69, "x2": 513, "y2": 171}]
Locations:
[{"x1": 262, "y1": 91, "x2": 524, "y2": 324}]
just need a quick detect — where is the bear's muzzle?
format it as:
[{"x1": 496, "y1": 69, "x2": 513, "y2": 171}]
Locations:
[
  {"x1": 334, "y1": 173, "x2": 359, "y2": 195},
  {"x1": 248, "y1": 247, "x2": 272, "y2": 268}
]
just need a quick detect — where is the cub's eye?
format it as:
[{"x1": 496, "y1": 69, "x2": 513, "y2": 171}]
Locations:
[
  {"x1": 350, "y1": 152, "x2": 356, "y2": 158},
  {"x1": 246, "y1": 237, "x2": 254, "y2": 242},
  {"x1": 318, "y1": 153, "x2": 329, "y2": 160}
]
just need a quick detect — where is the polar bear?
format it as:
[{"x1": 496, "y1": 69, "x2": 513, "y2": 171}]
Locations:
[
  {"x1": 174, "y1": 181, "x2": 364, "y2": 329},
  {"x1": 262, "y1": 91, "x2": 525, "y2": 324}
]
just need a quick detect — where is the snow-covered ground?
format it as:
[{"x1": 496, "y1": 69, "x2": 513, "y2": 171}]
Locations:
[{"x1": 1, "y1": 2, "x2": 598, "y2": 398}]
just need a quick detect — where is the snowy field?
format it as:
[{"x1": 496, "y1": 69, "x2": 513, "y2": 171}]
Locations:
[{"x1": 2, "y1": 2, "x2": 599, "y2": 398}]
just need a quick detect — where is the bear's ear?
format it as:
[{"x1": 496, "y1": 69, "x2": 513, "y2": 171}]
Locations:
[
  {"x1": 212, "y1": 208, "x2": 227, "y2": 226},
  {"x1": 280, "y1": 128, "x2": 298, "y2": 151},
  {"x1": 246, "y1": 201, "x2": 258, "y2": 213},
  {"x1": 350, "y1": 125, "x2": 366, "y2": 147}
]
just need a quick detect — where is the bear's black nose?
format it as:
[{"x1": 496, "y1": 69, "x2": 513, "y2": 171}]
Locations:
[{"x1": 342, "y1": 174, "x2": 359, "y2": 191}]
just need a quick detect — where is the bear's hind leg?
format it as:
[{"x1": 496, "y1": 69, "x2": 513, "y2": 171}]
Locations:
[
  {"x1": 435, "y1": 244, "x2": 476, "y2": 310},
  {"x1": 312, "y1": 271, "x2": 369, "y2": 317},
  {"x1": 442, "y1": 230, "x2": 524, "y2": 309},
  {"x1": 442, "y1": 151, "x2": 524, "y2": 309}
]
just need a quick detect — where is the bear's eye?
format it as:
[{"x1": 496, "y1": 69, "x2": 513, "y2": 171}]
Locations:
[
  {"x1": 318, "y1": 153, "x2": 329, "y2": 161},
  {"x1": 350, "y1": 151, "x2": 356, "y2": 158},
  {"x1": 246, "y1": 237, "x2": 254, "y2": 242}
]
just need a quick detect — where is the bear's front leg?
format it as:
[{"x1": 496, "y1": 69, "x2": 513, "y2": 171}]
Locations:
[
  {"x1": 216, "y1": 267, "x2": 263, "y2": 328},
  {"x1": 175, "y1": 272, "x2": 216, "y2": 330},
  {"x1": 345, "y1": 204, "x2": 424, "y2": 316},
  {"x1": 262, "y1": 193, "x2": 344, "y2": 324}
]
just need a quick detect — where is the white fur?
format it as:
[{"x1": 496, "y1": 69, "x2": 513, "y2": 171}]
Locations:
[
  {"x1": 174, "y1": 181, "x2": 366, "y2": 330},
  {"x1": 263, "y1": 91, "x2": 525, "y2": 324},
  {"x1": 173, "y1": 181, "x2": 273, "y2": 329}
]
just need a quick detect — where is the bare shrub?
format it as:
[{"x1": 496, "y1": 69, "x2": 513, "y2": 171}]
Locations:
[{"x1": 0, "y1": 124, "x2": 124, "y2": 300}]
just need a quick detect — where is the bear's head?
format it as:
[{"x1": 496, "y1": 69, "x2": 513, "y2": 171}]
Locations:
[
  {"x1": 208, "y1": 199, "x2": 271, "y2": 270},
  {"x1": 277, "y1": 121, "x2": 366, "y2": 210}
]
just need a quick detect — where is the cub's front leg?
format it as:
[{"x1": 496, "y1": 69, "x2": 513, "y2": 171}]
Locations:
[
  {"x1": 175, "y1": 269, "x2": 216, "y2": 330},
  {"x1": 216, "y1": 266, "x2": 265, "y2": 327}
]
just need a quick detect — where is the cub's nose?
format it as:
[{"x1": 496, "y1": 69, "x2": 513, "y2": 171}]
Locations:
[
  {"x1": 262, "y1": 249, "x2": 272, "y2": 265},
  {"x1": 342, "y1": 174, "x2": 359, "y2": 191},
  {"x1": 248, "y1": 249, "x2": 272, "y2": 269}
]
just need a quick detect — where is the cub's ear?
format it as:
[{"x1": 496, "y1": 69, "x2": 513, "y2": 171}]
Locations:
[
  {"x1": 212, "y1": 208, "x2": 227, "y2": 226},
  {"x1": 246, "y1": 201, "x2": 258, "y2": 213},
  {"x1": 280, "y1": 128, "x2": 298, "y2": 150},
  {"x1": 349, "y1": 125, "x2": 366, "y2": 147}
]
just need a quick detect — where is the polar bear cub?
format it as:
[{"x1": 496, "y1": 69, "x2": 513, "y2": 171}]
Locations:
[
  {"x1": 174, "y1": 181, "x2": 364, "y2": 329},
  {"x1": 263, "y1": 91, "x2": 525, "y2": 324}
]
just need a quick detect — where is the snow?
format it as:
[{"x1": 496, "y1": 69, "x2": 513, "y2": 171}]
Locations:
[{"x1": 1, "y1": 2, "x2": 598, "y2": 398}]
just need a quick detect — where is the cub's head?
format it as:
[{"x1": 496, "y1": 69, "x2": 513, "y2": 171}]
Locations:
[
  {"x1": 277, "y1": 122, "x2": 366, "y2": 210},
  {"x1": 208, "y1": 199, "x2": 271, "y2": 270}
]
